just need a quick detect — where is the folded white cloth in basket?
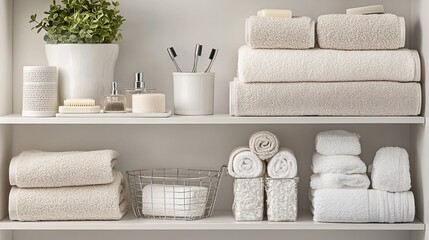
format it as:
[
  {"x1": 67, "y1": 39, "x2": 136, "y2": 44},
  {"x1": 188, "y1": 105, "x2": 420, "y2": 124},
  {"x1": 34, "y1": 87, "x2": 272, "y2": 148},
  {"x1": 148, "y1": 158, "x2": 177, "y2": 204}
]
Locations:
[
  {"x1": 9, "y1": 171, "x2": 127, "y2": 221},
  {"x1": 142, "y1": 184, "x2": 208, "y2": 218},
  {"x1": 310, "y1": 189, "x2": 415, "y2": 223},
  {"x1": 316, "y1": 130, "x2": 361, "y2": 155},
  {"x1": 228, "y1": 147, "x2": 265, "y2": 178},
  {"x1": 9, "y1": 150, "x2": 118, "y2": 188},
  {"x1": 311, "y1": 153, "x2": 367, "y2": 174},
  {"x1": 310, "y1": 173, "x2": 370, "y2": 189},
  {"x1": 267, "y1": 148, "x2": 298, "y2": 178},
  {"x1": 372, "y1": 147, "x2": 411, "y2": 192},
  {"x1": 237, "y1": 46, "x2": 420, "y2": 83},
  {"x1": 249, "y1": 131, "x2": 280, "y2": 160}
]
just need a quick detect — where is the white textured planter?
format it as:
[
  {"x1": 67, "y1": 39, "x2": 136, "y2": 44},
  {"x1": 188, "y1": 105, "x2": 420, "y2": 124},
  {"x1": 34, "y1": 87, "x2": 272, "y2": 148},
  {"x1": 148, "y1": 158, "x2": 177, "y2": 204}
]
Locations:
[{"x1": 45, "y1": 44, "x2": 119, "y2": 104}]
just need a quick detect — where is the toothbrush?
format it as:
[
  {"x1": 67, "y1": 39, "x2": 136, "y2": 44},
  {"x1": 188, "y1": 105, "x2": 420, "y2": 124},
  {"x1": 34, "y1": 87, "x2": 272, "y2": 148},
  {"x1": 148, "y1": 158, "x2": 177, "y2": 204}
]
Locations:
[
  {"x1": 204, "y1": 48, "x2": 218, "y2": 73},
  {"x1": 167, "y1": 47, "x2": 182, "y2": 72},
  {"x1": 192, "y1": 44, "x2": 203, "y2": 73}
]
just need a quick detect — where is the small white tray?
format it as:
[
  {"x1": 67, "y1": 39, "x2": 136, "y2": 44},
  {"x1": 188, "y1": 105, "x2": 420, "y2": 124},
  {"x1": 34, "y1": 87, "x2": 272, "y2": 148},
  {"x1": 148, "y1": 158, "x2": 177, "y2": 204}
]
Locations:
[{"x1": 56, "y1": 110, "x2": 172, "y2": 118}]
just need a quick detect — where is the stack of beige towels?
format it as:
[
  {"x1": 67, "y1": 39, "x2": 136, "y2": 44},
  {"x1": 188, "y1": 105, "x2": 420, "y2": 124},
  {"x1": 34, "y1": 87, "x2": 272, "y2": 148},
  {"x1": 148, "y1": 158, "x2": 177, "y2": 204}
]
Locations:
[
  {"x1": 8, "y1": 150, "x2": 127, "y2": 221},
  {"x1": 230, "y1": 7, "x2": 421, "y2": 116}
]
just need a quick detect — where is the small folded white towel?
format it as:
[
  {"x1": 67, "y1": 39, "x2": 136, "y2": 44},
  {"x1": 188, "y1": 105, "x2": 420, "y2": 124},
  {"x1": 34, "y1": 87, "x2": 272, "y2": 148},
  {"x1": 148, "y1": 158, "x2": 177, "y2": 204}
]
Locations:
[
  {"x1": 228, "y1": 147, "x2": 265, "y2": 178},
  {"x1": 233, "y1": 178, "x2": 264, "y2": 221},
  {"x1": 315, "y1": 130, "x2": 361, "y2": 156},
  {"x1": 9, "y1": 150, "x2": 118, "y2": 188},
  {"x1": 249, "y1": 131, "x2": 280, "y2": 160},
  {"x1": 267, "y1": 148, "x2": 298, "y2": 178},
  {"x1": 311, "y1": 153, "x2": 367, "y2": 174},
  {"x1": 372, "y1": 147, "x2": 411, "y2": 192},
  {"x1": 310, "y1": 173, "x2": 370, "y2": 189}
]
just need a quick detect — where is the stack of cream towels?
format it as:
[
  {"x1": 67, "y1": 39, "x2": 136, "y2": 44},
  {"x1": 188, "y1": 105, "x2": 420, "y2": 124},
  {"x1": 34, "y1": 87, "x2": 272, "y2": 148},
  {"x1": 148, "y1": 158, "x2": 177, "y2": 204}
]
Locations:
[
  {"x1": 9, "y1": 150, "x2": 127, "y2": 221},
  {"x1": 228, "y1": 131, "x2": 298, "y2": 222},
  {"x1": 310, "y1": 131, "x2": 415, "y2": 223},
  {"x1": 230, "y1": 8, "x2": 421, "y2": 116}
]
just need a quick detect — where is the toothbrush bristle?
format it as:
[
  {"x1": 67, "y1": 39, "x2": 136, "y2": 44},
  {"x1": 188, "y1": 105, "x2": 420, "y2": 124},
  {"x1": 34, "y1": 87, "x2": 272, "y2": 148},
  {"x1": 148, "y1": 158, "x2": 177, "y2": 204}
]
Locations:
[
  {"x1": 197, "y1": 44, "x2": 203, "y2": 56},
  {"x1": 168, "y1": 47, "x2": 177, "y2": 57},
  {"x1": 209, "y1": 49, "x2": 217, "y2": 59},
  {"x1": 64, "y1": 98, "x2": 96, "y2": 107}
]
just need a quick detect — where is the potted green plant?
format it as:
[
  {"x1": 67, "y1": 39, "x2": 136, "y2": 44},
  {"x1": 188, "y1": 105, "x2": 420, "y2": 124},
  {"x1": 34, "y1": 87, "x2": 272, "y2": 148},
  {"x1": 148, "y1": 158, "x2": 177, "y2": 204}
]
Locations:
[{"x1": 30, "y1": 0, "x2": 125, "y2": 104}]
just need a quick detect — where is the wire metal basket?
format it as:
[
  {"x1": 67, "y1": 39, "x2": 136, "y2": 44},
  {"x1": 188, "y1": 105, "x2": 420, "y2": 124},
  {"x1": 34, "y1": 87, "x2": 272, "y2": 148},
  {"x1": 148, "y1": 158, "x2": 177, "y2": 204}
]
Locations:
[{"x1": 127, "y1": 165, "x2": 226, "y2": 221}]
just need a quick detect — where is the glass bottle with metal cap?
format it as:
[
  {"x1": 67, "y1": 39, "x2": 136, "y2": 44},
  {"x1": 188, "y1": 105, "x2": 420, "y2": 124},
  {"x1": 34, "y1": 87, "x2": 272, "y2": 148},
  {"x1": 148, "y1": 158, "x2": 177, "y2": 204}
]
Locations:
[
  {"x1": 125, "y1": 72, "x2": 145, "y2": 112},
  {"x1": 104, "y1": 81, "x2": 126, "y2": 113}
]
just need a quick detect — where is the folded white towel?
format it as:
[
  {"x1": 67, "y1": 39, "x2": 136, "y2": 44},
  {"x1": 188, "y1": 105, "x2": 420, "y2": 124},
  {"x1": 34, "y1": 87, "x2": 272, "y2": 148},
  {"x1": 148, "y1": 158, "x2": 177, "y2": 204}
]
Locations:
[
  {"x1": 267, "y1": 147, "x2": 298, "y2": 178},
  {"x1": 245, "y1": 16, "x2": 315, "y2": 49},
  {"x1": 9, "y1": 150, "x2": 118, "y2": 188},
  {"x1": 249, "y1": 131, "x2": 280, "y2": 160},
  {"x1": 233, "y1": 178, "x2": 264, "y2": 221},
  {"x1": 9, "y1": 171, "x2": 127, "y2": 221},
  {"x1": 237, "y1": 46, "x2": 420, "y2": 83},
  {"x1": 317, "y1": 14, "x2": 406, "y2": 50},
  {"x1": 228, "y1": 147, "x2": 265, "y2": 178},
  {"x1": 266, "y1": 178, "x2": 298, "y2": 222},
  {"x1": 311, "y1": 152, "x2": 366, "y2": 174},
  {"x1": 310, "y1": 173, "x2": 370, "y2": 189},
  {"x1": 316, "y1": 130, "x2": 361, "y2": 155},
  {"x1": 310, "y1": 189, "x2": 415, "y2": 223},
  {"x1": 141, "y1": 184, "x2": 208, "y2": 218},
  {"x1": 372, "y1": 147, "x2": 411, "y2": 192}
]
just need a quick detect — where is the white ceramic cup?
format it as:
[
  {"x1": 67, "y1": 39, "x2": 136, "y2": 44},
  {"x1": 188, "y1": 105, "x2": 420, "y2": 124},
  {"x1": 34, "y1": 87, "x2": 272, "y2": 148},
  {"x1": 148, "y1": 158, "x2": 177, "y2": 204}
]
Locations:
[{"x1": 173, "y1": 72, "x2": 214, "y2": 115}]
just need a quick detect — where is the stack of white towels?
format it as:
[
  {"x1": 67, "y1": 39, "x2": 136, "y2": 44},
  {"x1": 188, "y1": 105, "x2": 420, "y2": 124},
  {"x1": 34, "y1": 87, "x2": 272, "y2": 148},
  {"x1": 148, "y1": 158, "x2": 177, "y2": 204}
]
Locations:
[
  {"x1": 310, "y1": 131, "x2": 415, "y2": 223},
  {"x1": 228, "y1": 131, "x2": 298, "y2": 222},
  {"x1": 9, "y1": 150, "x2": 127, "y2": 221},
  {"x1": 230, "y1": 7, "x2": 421, "y2": 116}
]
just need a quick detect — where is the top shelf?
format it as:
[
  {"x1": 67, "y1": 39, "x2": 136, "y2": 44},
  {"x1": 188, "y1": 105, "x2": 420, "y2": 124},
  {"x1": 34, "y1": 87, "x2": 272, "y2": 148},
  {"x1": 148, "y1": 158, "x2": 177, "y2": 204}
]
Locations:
[{"x1": 0, "y1": 114, "x2": 424, "y2": 125}]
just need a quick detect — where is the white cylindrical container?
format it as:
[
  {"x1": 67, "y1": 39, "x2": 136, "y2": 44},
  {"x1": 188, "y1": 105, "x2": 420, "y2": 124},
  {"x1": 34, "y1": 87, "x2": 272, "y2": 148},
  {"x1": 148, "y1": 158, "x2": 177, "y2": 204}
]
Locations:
[
  {"x1": 132, "y1": 93, "x2": 166, "y2": 113},
  {"x1": 173, "y1": 72, "x2": 214, "y2": 115},
  {"x1": 22, "y1": 66, "x2": 58, "y2": 117}
]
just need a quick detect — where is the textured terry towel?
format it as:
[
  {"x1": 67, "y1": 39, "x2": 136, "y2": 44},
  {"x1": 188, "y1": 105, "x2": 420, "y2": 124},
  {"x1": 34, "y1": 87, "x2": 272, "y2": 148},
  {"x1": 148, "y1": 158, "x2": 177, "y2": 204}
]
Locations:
[
  {"x1": 245, "y1": 16, "x2": 315, "y2": 49},
  {"x1": 233, "y1": 178, "x2": 264, "y2": 221},
  {"x1": 265, "y1": 178, "x2": 298, "y2": 222},
  {"x1": 142, "y1": 184, "x2": 208, "y2": 218},
  {"x1": 316, "y1": 130, "x2": 361, "y2": 156},
  {"x1": 230, "y1": 80, "x2": 422, "y2": 116},
  {"x1": 267, "y1": 148, "x2": 298, "y2": 178},
  {"x1": 228, "y1": 147, "x2": 265, "y2": 178},
  {"x1": 311, "y1": 153, "x2": 366, "y2": 174},
  {"x1": 249, "y1": 131, "x2": 280, "y2": 160},
  {"x1": 9, "y1": 150, "x2": 118, "y2": 188},
  {"x1": 237, "y1": 46, "x2": 420, "y2": 83},
  {"x1": 310, "y1": 189, "x2": 415, "y2": 223},
  {"x1": 317, "y1": 14, "x2": 406, "y2": 50},
  {"x1": 310, "y1": 173, "x2": 370, "y2": 189},
  {"x1": 372, "y1": 147, "x2": 411, "y2": 192},
  {"x1": 9, "y1": 171, "x2": 127, "y2": 221}
]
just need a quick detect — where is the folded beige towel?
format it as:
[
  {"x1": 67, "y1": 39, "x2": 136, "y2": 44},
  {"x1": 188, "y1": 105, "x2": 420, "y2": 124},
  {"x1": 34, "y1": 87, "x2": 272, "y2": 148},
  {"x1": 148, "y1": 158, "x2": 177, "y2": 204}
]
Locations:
[
  {"x1": 230, "y1": 79, "x2": 421, "y2": 116},
  {"x1": 317, "y1": 14, "x2": 405, "y2": 50},
  {"x1": 238, "y1": 46, "x2": 420, "y2": 83},
  {"x1": 9, "y1": 171, "x2": 127, "y2": 221},
  {"x1": 246, "y1": 16, "x2": 315, "y2": 49},
  {"x1": 9, "y1": 150, "x2": 118, "y2": 188}
]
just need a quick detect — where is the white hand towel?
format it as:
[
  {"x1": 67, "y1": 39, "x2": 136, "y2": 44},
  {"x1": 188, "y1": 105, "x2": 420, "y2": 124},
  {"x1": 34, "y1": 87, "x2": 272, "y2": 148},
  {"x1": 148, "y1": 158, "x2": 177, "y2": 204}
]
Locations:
[
  {"x1": 310, "y1": 173, "x2": 370, "y2": 189},
  {"x1": 228, "y1": 147, "x2": 265, "y2": 178},
  {"x1": 9, "y1": 171, "x2": 127, "y2": 221},
  {"x1": 311, "y1": 153, "x2": 367, "y2": 174},
  {"x1": 317, "y1": 14, "x2": 405, "y2": 50},
  {"x1": 237, "y1": 46, "x2": 420, "y2": 83},
  {"x1": 267, "y1": 147, "x2": 298, "y2": 178},
  {"x1": 245, "y1": 16, "x2": 315, "y2": 49},
  {"x1": 233, "y1": 178, "x2": 264, "y2": 221},
  {"x1": 315, "y1": 130, "x2": 361, "y2": 155},
  {"x1": 9, "y1": 150, "x2": 118, "y2": 188},
  {"x1": 372, "y1": 147, "x2": 411, "y2": 192},
  {"x1": 249, "y1": 131, "x2": 280, "y2": 160}
]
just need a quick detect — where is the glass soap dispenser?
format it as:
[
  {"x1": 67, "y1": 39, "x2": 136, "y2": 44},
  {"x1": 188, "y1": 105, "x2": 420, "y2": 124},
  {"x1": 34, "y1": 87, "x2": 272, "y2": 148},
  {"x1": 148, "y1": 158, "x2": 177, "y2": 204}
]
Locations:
[
  {"x1": 104, "y1": 82, "x2": 126, "y2": 113},
  {"x1": 125, "y1": 72, "x2": 145, "y2": 112}
]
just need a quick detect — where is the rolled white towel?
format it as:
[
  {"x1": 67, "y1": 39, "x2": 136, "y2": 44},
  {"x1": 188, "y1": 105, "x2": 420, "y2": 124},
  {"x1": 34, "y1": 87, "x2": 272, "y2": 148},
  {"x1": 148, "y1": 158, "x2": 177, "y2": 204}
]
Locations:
[
  {"x1": 267, "y1": 147, "x2": 298, "y2": 178},
  {"x1": 228, "y1": 147, "x2": 264, "y2": 178},
  {"x1": 249, "y1": 131, "x2": 280, "y2": 160},
  {"x1": 315, "y1": 130, "x2": 361, "y2": 155},
  {"x1": 311, "y1": 153, "x2": 367, "y2": 174},
  {"x1": 372, "y1": 147, "x2": 411, "y2": 192},
  {"x1": 310, "y1": 173, "x2": 370, "y2": 189}
]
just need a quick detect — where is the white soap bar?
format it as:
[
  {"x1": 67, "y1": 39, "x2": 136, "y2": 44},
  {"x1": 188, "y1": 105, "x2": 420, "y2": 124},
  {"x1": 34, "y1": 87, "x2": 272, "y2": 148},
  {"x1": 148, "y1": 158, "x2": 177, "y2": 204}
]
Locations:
[
  {"x1": 346, "y1": 5, "x2": 385, "y2": 15},
  {"x1": 132, "y1": 93, "x2": 166, "y2": 113},
  {"x1": 257, "y1": 9, "x2": 292, "y2": 18}
]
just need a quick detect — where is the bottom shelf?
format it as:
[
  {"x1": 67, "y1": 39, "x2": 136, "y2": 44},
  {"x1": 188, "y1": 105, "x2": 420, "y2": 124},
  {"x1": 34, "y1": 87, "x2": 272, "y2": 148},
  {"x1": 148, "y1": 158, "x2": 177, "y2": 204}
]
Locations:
[{"x1": 0, "y1": 211, "x2": 424, "y2": 231}]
